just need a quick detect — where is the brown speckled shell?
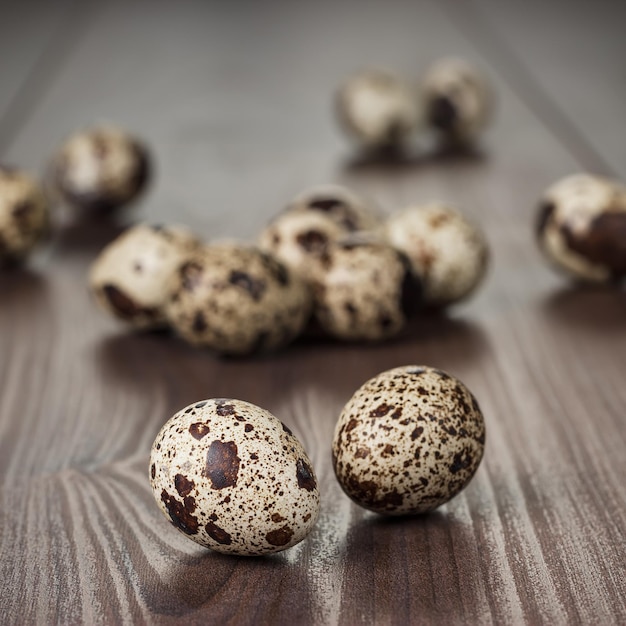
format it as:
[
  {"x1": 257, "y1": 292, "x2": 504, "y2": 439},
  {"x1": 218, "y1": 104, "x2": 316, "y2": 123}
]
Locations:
[
  {"x1": 89, "y1": 223, "x2": 202, "y2": 329},
  {"x1": 421, "y1": 58, "x2": 492, "y2": 142},
  {"x1": 165, "y1": 243, "x2": 312, "y2": 355},
  {"x1": 332, "y1": 365, "x2": 485, "y2": 515},
  {"x1": 150, "y1": 398, "x2": 320, "y2": 555},
  {"x1": 309, "y1": 238, "x2": 422, "y2": 341},
  {"x1": 51, "y1": 126, "x2": 150, "y2": 213},
  {"x1": 335, "y1": 69, "x2": 421, "y2": 148},
  {"x1": 385, "y1": 203, "x2": 489, "y2": 307},
  {"x1": 0, "y1": 166, "x2": 49, "y2": 267},
  {"x1": 536, "y1": 173, "x2": 626, "y2": 283}
]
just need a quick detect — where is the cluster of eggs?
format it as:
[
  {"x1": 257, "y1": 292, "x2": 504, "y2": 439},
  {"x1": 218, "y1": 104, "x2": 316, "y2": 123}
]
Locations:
[
  {"x1": 89, "y1": 183, "x2": 490, "y2": 354},
  {"x1": 0, "y1": 125, "x2": 150, "y2": 267},
  {"x1": 335, "y1": 57, "x2": 493, "y2": 151},
  {"x1": 150, "y1": 365, "x2": 486, "y2": 555}
]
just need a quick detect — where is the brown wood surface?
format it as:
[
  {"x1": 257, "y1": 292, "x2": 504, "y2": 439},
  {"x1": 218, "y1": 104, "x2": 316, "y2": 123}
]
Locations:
[{"x1": 1, "y1": 0, "x2": 625, "y2": 624}]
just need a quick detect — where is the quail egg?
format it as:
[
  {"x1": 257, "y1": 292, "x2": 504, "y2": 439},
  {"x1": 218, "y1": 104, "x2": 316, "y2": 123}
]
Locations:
[
  {"x1": 422, "y1": 57, "x2": 492, "y2": 144},
  {"x1": 385, "y1": 203, "x2": 489, "y2": 307},
  {"x1": 150, "y1": 398, "x2": 320, "y2": 555},
  {"x1": 165, "y1": 243, "x2": 312, "y2": 355},
  {"x1": 50, "y1": 125, "x2": 150, "y2": 213},
  {"x1": 0, "y1": 166, "x2": 49, "y2": 267},
  {"x1": 309, "y1": 237, "x2": 422, "y2": 341},
  {"x1": 89, "y1": 223, "x2": 201, "y2": 329},
  {"x1": 335, "y1": 68, "x2": 421, "y2": 149},
  {"x1": 332, "y1": 365, "x2": 486, "y2": 515},
  {"x1": 536, "y1": 173, "x2": 626, "y2": 283}
]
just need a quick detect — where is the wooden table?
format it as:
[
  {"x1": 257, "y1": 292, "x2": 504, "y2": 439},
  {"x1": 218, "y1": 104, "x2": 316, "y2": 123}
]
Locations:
[{"x1": 2, "y1": 1, "x2": 625, "y2": 623}]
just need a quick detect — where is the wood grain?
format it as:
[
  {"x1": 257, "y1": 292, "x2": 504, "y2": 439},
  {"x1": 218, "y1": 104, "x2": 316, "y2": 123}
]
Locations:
[{"x1": 1, "y1": 1, "x2": 625, "y2": 624}]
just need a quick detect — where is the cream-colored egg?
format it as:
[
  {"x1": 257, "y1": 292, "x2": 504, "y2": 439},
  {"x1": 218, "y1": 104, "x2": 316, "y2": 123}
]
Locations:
[
  {"x1": 332, "y1": 365, "x2": 486, "y2": 515},
  {"x1": 0, "y1": 167, "x2": 49, "y2": 267},
  {"x1": 536, "y1": 173, "x2": 626, "y2": 283},
  {"x1": 336, "y1": 69, "x2": 421, "y2": 149},
  {"x1": 150, "y1": 398, "x2": 320, "y2": 555},
  {"x1": 51, "y1": 125, "x2": 150, "y2": 213},
  {"x1": 89, "y1": 223, "x2": 201, "y2": 329},
  {"x1": 385, "y1": 203, "x2": 489, "y2": 307},
  {"x1": 165, "y1": 243, "x2": 312, "y2": 355}
]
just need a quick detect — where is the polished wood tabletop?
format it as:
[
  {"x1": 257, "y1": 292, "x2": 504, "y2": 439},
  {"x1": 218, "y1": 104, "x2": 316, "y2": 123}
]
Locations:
[{"x1": 1, "y1": 1, "x2": 625, "y2": 624}]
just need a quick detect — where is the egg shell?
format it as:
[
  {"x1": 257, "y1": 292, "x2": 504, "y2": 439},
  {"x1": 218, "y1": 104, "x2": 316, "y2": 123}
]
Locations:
[
  {"x1": 536, "y1": 173, "x2": 626, "y2": 283},
  {"x1": 150, "y1": 398, "x2": 320, "y2": 556},
  {"x1": 309, "y1": 238, "x2": 422, "y2": 341},
  {"x1": 51, "y1": 125, "x2": 150, "y2": 213},
  {"x1": 422, "y1": 57, "x2": 492, "y2": 143},
  {"x1": 285, "y1": 184, "x2": 381, "y2": 232},
  {"x1": 332, "y1": 365, "x2": 486, "y2": 515},
  {"x1": 89, "y1": 223, "x2": 201, "y2": 329},
  {"x1": 258, "y1": 210, "x2": 346, "y2": 281},
  {"x1": 385, "y1": 203, "x2": 489, "y2": 307},
  {"x1": 0, "y1": 166, "x2": 49, "y2": 267},
  {"x1": 335, "y1": 68, "x2": 421, "y2": 149},
  {"x1": 165, "y1": 243, "x2": 312, "y2": 355}
]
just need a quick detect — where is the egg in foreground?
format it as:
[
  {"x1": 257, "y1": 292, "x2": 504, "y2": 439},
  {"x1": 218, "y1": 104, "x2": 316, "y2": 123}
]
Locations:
[
  {"x1": 332, "y1": 365, "x2": 485, "y2": 515},
  {"x1": 150, "y1": 399, "x2": 320, "y2": 555}
]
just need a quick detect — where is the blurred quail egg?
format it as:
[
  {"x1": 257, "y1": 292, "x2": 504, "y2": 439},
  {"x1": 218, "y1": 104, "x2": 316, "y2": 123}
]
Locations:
[
  {"x1": 150, "y1": 398, "x2": 320, "y2": 556},
  {"x1": 89, "y1": 223, "x2": 201, "y2": 329},
  {"x1": 335, "y1": 68, "x2": 421, "y2": 149},
  {"x1": 285, "y1": 184, "x2": 381, "y2": 232},
  {"x1": 422, "y1": 58, "x2": 492, "y2": 144},
  {"x1": 536, "y1": 173, "x2": 626, "y2": 283},
  {"x1": 385, "y1": 203, "x2": 489, "y2": 307},
  {"x1": 332, "y1": 365, "x2": 486, "y2": 515},
  {"x1": 0, "y1": 166, "x2": 49, "y2": 267},
  {"x1": 165, "y1": 243, "x2": 311, "y2": 355},
  {"x1": 309, "y1": 237, "x2": 422, "y2": 341},
  {"x1": 50, "y1": 125, "x2": 151, "y2": 213}
]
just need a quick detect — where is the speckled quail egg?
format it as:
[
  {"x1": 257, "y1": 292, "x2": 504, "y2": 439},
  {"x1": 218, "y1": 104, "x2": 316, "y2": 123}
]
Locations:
[
  {"x1": 309, "y1": 237, "x2": 422, "y2": 341},
  {"x1": 50, "y1": 125, "x2": 150, "y2": 213},
  {"x1": 89, "y1": 223, "x2": 201, "y2": 329},
  {"x1": 285, "y1": 184, "x2": 381, "y2": 232},
  {"x1": 421, "y1": 58, "x2": 492, "y2": 143},
  {"x1": 536, "y1": 173, "x2": 626, "y2": 283},
  {"x1": 165, "y1": 243, "x2": 312, "y2": 355},
  {"x1": 332, "y1": 365, "x2": 486, "y2": 515},
  {"x1": 258, "y1": 210, "x2": 347, "y2": 281},
  {"x1": 150, "y1": 398, "x2": 320, "y2": 556},
  {"x1": 385, "y1": 203, "x2": 489, "y2": 307},
  {"x1": 0, "y1": 166, "x2": 49, "y2": 267},
  {"x1": 335, "y1": 68, "x2": 421, "y2": 149}
]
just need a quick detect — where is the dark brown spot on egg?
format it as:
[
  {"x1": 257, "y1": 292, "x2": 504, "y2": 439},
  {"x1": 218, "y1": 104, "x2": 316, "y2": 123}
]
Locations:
[
  {"x1": 345, "y1": 418, "x2": 358, "y2": 432},
  {"x1": 281, "y1": 422, "x2": 293, "y2": 436},
  {"x1": 429, "y1": 95, "x2": 458, "y2": 132},
  {"x1": 449, "y1": 450, "x2": 473, "y2": 474},
  {"x1": 192, "y1": 311, "x2": 207, "y2": 333},
  {"x1": 536, "y1": 201, "x2": 555, "y2": 238},
  {"x1": 101, "y1": 284, "x2": 159, "y2": 321},
  {"x1": 244, "y1": 423, "x2": 254, "y2": 432},
  {"x1": 195, "y1": 401, "x2": 207, "y2": 408},
  {"x1": 180, "y1": 261, "x2": 203, "y2": 291},
  {"x1": 296, "y1": 459, "x2": 317, "y2": 491},
  {"x1": 411, "y1": 426, "x2": 424, "y2": 440},
  {"x1": 202, "y1": 440, "x2": 241, "y2": 489},
  {"x1": 266, "y1": 525, "x2": 294, "y2": 546},
  {"x1": 174, "y1": 474, "x2": 195, "y2": 497},
  {"x1": 271, "y1": 513, "x2": 286, "y2": 523},
  {"x1": 561, "y1": 212, "x2": 626, "y2": 278},
  {"x1": 355, "y1": 446, "x2": 370, "y2": 459},
  {"x1": 189, "y1": 422, "x2": 210, "y2": 439},
  {"x1": 229, "y1": 270, "x2": 266, "y2": 301},
  {"x1": 205, "y1": 521, "x2": 232, "y2": 545},
  {"x1": 216, "y1": 404, "x2": 235, "y2": 416},
  {"x1": 160, "y1": 490, "x2": 199, "y2": 535},
  {"x1": 370, "y1": 403, "x2": 392, "y2": 418},
  {"x1": 150, "y1": 464, "x2": 155, "y2": 479},
  {"x1": 259, "y1": 251, "x2": 290, "y2": 286},
  {"x1": 296, "y1": 229, "x2": 329, "y2": 253},
  {"x1": 309, "y1": 197, "x2": 343, "y2": 212}
]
